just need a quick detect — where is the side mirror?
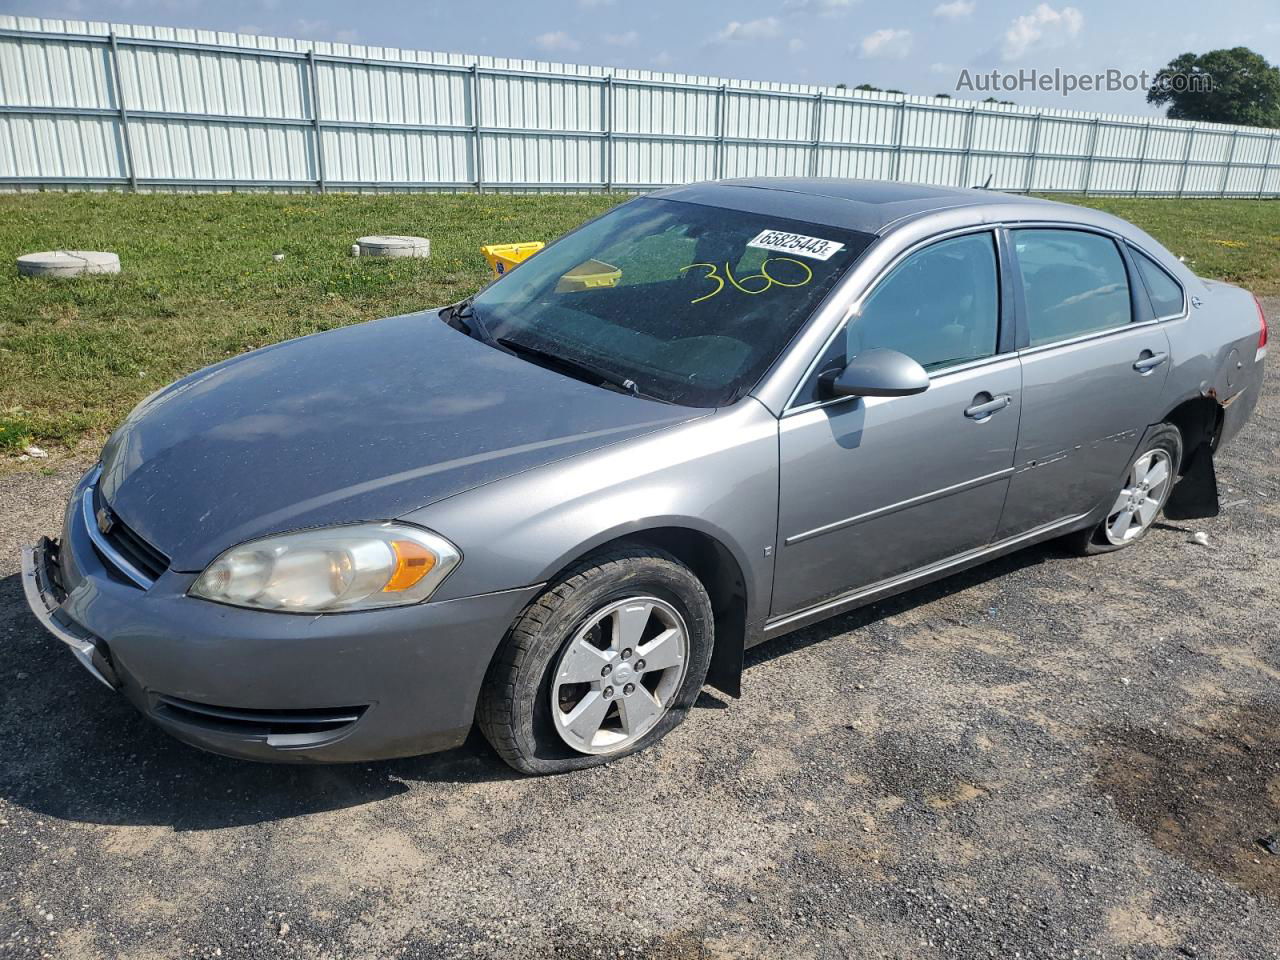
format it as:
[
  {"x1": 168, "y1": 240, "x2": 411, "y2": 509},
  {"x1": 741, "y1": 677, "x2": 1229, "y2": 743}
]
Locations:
[{"x1": 819, "y1": 348, "x2": 930, "y2": 399}]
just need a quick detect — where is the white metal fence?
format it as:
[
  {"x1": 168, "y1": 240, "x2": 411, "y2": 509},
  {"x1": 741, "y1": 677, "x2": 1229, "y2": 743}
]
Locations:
[{"x1": 3, "y1": 16, "x2": 1280, "y2": 197}]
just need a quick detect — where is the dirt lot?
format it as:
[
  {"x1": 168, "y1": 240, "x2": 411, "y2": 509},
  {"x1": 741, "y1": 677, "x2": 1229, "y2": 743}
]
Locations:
[{"x1": 1, "y1": 304, "x2": 1277, "y2": 960}]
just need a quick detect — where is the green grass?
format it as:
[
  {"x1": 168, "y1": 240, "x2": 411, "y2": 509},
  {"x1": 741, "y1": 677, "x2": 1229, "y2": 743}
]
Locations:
[
  {"x1": 1061, "y1": 197, "x2": 1280, "y2": 296},
  {"x1": 1, "y1": 191, "x2": 1276, "y2": 456},
  {"x1": 0, "y1": 192, "x2": 624, "y2": 455}
]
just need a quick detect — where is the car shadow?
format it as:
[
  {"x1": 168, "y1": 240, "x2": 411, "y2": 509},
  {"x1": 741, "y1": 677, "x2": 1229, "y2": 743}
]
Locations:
[
  {"x1": 744, "y1": 538, "x2": 1062, "y2": 669},
  {"x1": 0, "y1": 572, "x2": 521, "y2": 831},
  {"x1": 0, "y1": 542, "x2": 1062, "y2": 829}
]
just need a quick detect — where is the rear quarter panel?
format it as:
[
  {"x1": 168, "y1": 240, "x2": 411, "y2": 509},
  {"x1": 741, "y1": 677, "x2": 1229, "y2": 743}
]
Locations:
[{"x1": 1161, "y1": 278, "x2": 1266, "y2": 448}]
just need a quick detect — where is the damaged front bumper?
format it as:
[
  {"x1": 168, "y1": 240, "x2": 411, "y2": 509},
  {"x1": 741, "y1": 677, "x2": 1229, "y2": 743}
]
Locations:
[{"x1": 20, "y1": 537, "x2": 120, "y2": 691}]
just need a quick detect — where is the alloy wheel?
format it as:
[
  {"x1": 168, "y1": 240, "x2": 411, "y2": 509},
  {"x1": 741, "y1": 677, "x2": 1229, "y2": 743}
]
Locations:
[
  {"x1": 550, "y1": 596, "x2": 689, "y2": 755},
  {"x1": 1104, "y1": 448, "x2": 1173, "y2": 545}
]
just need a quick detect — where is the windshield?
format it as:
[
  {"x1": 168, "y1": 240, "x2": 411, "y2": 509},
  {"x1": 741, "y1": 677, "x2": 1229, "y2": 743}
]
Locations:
[{"x1": 463, "y1": 197, "x2": 874, "y2": 407}]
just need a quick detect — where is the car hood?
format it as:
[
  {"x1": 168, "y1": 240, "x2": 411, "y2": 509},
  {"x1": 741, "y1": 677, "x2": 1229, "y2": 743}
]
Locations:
[{"x1": 99, "y1": 311, "x2": 701, "y2": 572}]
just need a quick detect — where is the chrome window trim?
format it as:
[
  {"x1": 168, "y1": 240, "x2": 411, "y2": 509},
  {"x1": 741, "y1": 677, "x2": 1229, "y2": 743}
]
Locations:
[
  {"x1": 782, "y1": 224, "x2": 1008, "y2": 417},
  {"x1": 1015, "y1": 316, "x2": 1163, "y2": 358},
  {"x1": 1125, "y1": 241, "x2": 1190, "y2": 323},
  {"x1": 81, "y1": 466, "x2": 156, "y2": 590}
]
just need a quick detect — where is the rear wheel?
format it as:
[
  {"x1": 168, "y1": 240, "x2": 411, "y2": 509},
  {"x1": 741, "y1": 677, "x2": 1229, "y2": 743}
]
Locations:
[
  {"x1": 1069, "y1": 424, "x2": 1182, "y2": 555},
  {"x1": 477, "y1": 544, "x2": 713, "y2": 774}
]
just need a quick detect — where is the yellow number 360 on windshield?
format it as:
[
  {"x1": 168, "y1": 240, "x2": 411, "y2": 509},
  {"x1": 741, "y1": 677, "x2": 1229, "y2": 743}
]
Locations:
[{"x1": 678, "y1": 257, "x2": 813, "y2": 305}]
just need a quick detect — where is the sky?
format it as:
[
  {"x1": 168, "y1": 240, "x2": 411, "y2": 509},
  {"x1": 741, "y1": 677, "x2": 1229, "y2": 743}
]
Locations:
[{"x1": 5, "y1": 0, "x2": 1280, "y2": 116}]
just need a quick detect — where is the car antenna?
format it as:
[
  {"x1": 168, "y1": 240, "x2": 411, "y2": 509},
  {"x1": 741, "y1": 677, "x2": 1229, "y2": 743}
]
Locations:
[{"x1": 981, "y1": 173, "x2": 993, "y2": 189}]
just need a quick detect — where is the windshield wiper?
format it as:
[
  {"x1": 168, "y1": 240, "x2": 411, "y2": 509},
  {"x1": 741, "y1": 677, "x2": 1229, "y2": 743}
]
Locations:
[
  {"x1": 442, "y1": 297, "x2": 498, "y2": 347},
  {"x1": 495, "y1": 336, "x2": 668, "y2": 402}
]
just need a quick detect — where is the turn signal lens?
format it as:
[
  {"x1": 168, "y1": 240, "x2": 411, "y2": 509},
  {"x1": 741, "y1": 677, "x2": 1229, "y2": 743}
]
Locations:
[{"x1": 384, "y1": 540, "x2": 437, "y2": 592}]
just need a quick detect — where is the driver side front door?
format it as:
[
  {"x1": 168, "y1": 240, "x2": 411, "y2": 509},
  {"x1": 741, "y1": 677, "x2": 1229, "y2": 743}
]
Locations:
[{"x1": 770, "y1": 229, "x2": 1022, "y2": 621}]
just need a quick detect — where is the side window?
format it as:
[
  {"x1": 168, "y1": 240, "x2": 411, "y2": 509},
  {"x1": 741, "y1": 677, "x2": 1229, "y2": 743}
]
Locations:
[
  {"x1": 1131, "y1": 247, "x2": 1186, "y2": 319},
  {"x1": 850, "y1": 233, "x2": 1000, "y2": 371},
  {"x1": 1014, "y1": 229, "x2": 1132, "y2": 347},
  {"x1": 791, "y1": 232, "x2": 1001, "y2": 407}
]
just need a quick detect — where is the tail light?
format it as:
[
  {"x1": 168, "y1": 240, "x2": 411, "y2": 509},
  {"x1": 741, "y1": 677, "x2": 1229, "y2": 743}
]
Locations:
[{"x1": 1256, "y1": 295, "x2": 1269, "y2": 357}]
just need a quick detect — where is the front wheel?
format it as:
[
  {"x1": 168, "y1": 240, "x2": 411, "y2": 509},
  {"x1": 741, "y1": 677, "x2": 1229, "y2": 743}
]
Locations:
[
  {"x1": 1069, "y1": 423, "x2": 1182, "y2": 555},
  {"x1": 477, "y1": 544, "x2": 713, "y2": 774}
]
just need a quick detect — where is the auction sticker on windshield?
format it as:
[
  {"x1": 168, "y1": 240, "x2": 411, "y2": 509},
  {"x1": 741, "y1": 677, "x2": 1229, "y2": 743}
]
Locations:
[{"x1": 746, "y1": 229, "x2": 845, "y2": 261}]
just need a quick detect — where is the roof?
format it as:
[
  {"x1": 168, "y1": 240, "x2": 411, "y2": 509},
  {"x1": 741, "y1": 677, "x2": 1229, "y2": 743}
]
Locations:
[
  {"x1": 653, "y1": 175, "x2": 1200, "y2": 298},
  {"x1": 655, "y1": 177, "x2": 1074, "y2": 236}
]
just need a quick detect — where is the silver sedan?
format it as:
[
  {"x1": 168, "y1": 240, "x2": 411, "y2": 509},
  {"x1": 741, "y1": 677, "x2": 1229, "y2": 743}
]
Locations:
[{"x1": 23, "y1": 178, "x2": 1267, "y2": 773}]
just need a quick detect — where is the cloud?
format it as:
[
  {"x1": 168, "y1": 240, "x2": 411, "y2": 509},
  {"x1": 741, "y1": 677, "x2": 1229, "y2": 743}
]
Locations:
[
  {"x1": 534, "y1": 31, "x2": 581, "y2": 53},
  {"x1": 652, "y1": 51, "x2": 674, "y2": 67},
  {"x1": 788, "y1": 38, "x2": 806, "y2": 53},
  {"x1": 602, "y1": 31, "x2": 639, "y2": 47},
  {"x1": 578, "y1": 0, "x2": 615, "y2": 6},
  {"x1": 1002, "y1": 4, "x2": 1083, "y2": 61},
  {"x1": 859, "y1": 28, "x2": 913, "y2": 59},
  {"x1": 784, "y1": 0, "x2": 857, "y2": 14},
  {"x1": 710, "y1": 17, "x2": 782, "y2": 44},
  {"x1": 929, "y1": 62, "x2": 956, "y2": 74},
  {"x1": 933, "y1": 1, "x2": 975, "y2": 19}
]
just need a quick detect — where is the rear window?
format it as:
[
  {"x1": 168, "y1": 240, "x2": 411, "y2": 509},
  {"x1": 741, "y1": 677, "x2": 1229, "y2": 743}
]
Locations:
[{"x1": 1132, "y1": 248, "x2": 1186, "y2": 319}]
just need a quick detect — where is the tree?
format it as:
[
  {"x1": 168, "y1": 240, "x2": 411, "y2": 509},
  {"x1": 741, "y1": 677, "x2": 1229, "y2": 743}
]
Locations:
[
  {"x1": 1148, "y1": 47, "x2": 1280, "y2": 127},
  {"x1": 982, "y1": 96, "x2": 1016, "y2": 106},
  {"x1": 852, "y1": 82, "x2": 906, "y2": 95}
]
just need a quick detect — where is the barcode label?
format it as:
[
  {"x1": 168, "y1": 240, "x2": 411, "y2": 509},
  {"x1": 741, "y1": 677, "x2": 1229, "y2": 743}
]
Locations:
[{"x1": 746, "y1": 229, "x2": 844, "y2": 261}]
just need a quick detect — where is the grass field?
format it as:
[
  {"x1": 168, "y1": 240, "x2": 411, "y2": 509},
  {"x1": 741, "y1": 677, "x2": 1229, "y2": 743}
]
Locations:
[{"x1": 1, "y1": 191, "x2": 1276, "y2": 457}]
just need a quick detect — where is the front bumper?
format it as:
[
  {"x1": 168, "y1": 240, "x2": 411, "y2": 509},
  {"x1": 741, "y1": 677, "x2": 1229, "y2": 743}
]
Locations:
[
  {"x1": 21, "y1": 538, "x2": 120, "y2": 690},
  {"x1": 21, "y1": 469, "x2": 541, "y2": 763}
]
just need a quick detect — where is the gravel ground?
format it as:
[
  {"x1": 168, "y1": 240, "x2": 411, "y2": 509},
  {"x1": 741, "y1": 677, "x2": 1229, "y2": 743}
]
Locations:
[{"x1": 1, "y1": 302, "x2": 1277, "y2": 960}]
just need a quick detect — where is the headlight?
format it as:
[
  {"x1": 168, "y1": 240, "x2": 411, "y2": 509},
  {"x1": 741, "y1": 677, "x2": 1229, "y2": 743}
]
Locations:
[{"x1": 189, "y1": 523, "x2": 461, "y2": 612}]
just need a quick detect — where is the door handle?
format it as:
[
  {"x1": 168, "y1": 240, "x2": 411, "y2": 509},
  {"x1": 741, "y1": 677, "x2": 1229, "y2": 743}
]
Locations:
[
  {"x1": 964, "y1": 393, "x2": 1012, "y2": 420},
  {"x1": 1133, "y1": 351, "x2": 1168, "y2": 373}
]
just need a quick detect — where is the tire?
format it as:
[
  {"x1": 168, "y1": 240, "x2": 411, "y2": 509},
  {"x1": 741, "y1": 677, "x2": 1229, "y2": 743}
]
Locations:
[
  {"x1": 1067, "y1": 423, "x2": 1183, "y2": 555},
  {"x1": 477, "y1": 543, "x2": 714, "y2": 775}
]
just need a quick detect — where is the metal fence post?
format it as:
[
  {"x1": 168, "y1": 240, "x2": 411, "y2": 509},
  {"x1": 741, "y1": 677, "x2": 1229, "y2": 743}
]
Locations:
[
  {"x1": 469, "y1": 63, "x2": 485, "y2": 193},
  {"x1": 1176, "y1": 127, "x2": 1196, "y2": 198},
  {"x1": 305, "y1": 50, "x2": 326, "y2": 193},
  {"x1": 807, "y1": 91, "x2": 823, "y2": 178},
  {"x1": 107, "y1": 32, "x2": 137, "y2": 191},
  {"x1": 1131, "y1": 121, "x2": 1151, "y2": 197},
  {"x1": 891, "y1": 99, "x2": 906, "y2": 181},
  {"x1": 1259, "y1": 131, "x2": 1278, "y2": 199},
  {"x1": 960, "y1": 105, "x2": 977, "y2": 187},
  {"x1": 1024, "y1": 112, "x2": 1043, "y2": 194},
  {"x1": 603, "y1": 74, "x2": 614, "y2": 192},
  {"x1": 1081, "y1": 117, "x2": 1100, "y2": 194},
  {"x1": 714, "y1": 84, "x2": 727, "y2": 179},
  {"x1": 1220, "y1": 129, "x2": 1239, "y2": 198}
]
